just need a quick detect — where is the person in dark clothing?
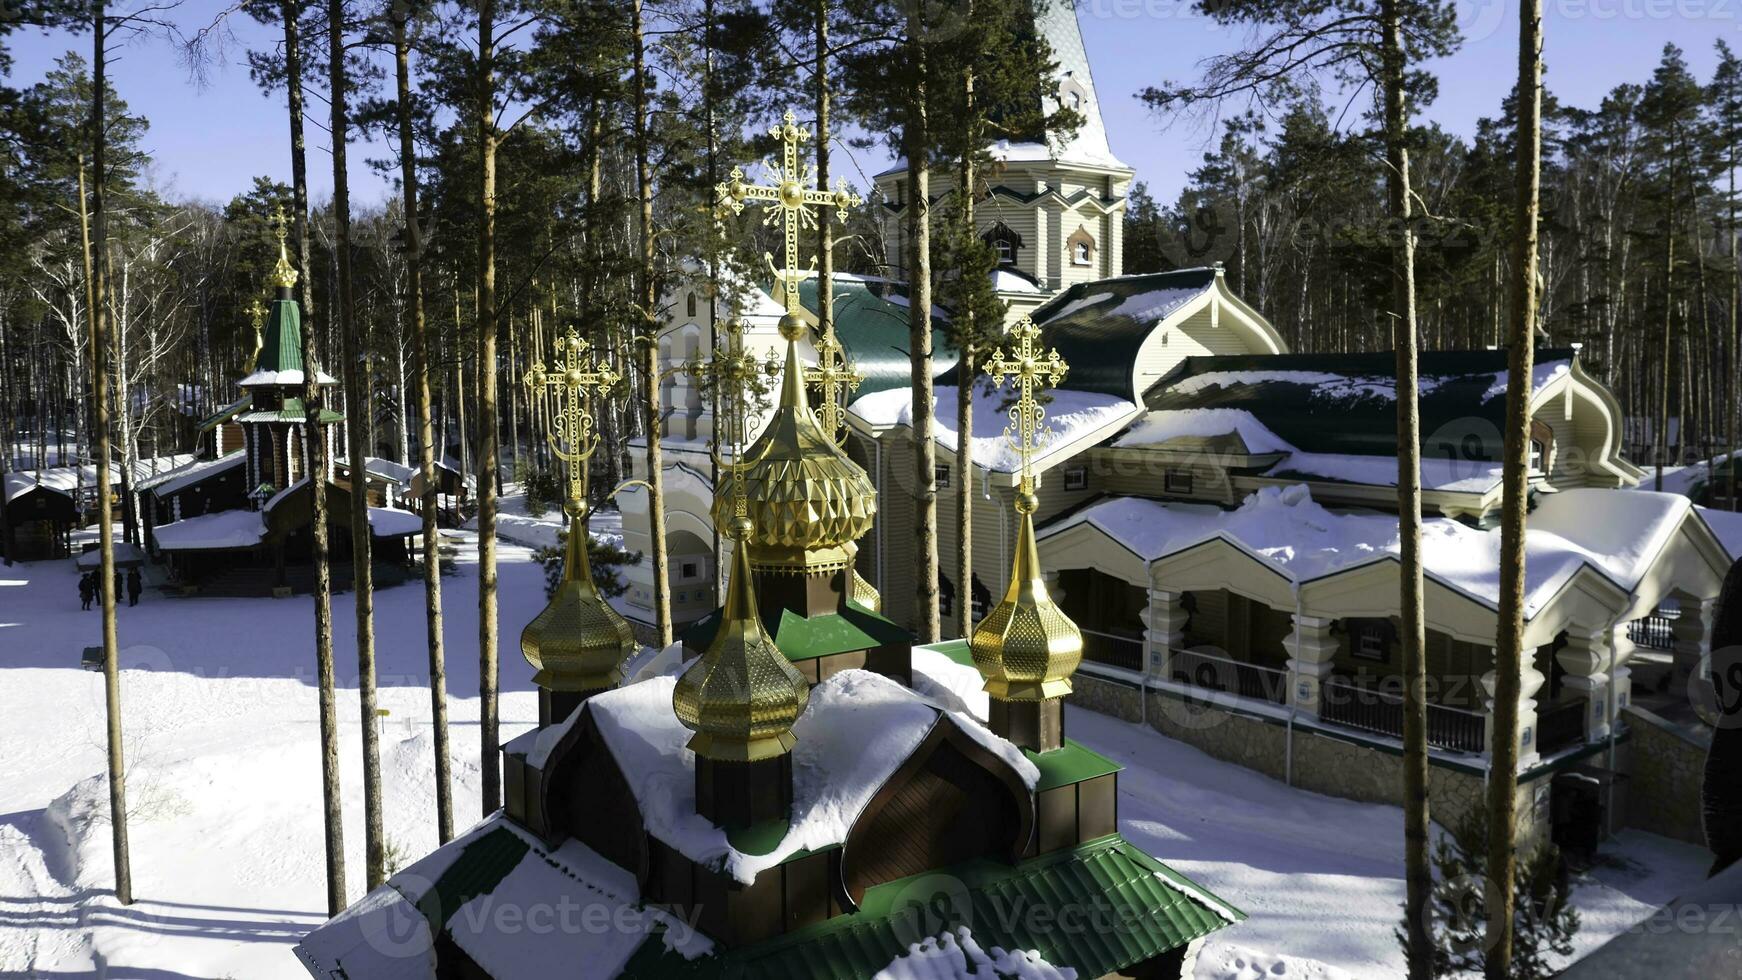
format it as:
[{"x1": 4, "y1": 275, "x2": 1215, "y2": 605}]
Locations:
[
  {"x1": 125, "y1": 567, "x2": 141, "y2": 607},
  {"x1": 78, "y1": 572, "x2": 94, "y2": 611}
]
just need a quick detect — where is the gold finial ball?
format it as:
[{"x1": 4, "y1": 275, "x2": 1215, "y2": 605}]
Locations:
[
  {"x1": 778, "y1": 312, "x2": 805, "y2": 341},
  {"x1": 566, "y1": 366, "x2": 589, "y2": 387},
  {"x1": 1015, "y1": 490, "x2": 1039, "y2": 515},
  {"x1": 779, "y1": 180, "x2": 805, "y2": 209},
  {"x1": 730, "y1": 515, "x2": 754, "y2": 540},
  {"x1": 565, "y1": 497, "x2": 591, "y2": 521}
]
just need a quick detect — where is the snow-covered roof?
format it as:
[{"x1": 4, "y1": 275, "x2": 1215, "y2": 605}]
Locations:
[
  {"x1": 556, "y1": 663, "x2": 1036, "y2": 887},
  {"x1": 4, "y1": 455, "x2": 199, "y2": 504},
  {"x1": 990, "y1": 268, "x2": 1043, "y2": 294},
  {"x1": 368, "y1": 506, "x2": 423, "y2": 537},
  {"x1": 296, "y1": 816, "x2": 709, "y2": 980},
  {"x1": 1115, "y1": 408, "x2": 1294, "y2": 455},
  {"x1": 153, "y1": 510, "x2": 267, "y2": 551},
  {"x1": 877, "y1": 926, "x2": 1078, "y2": 980},
  {"x1": 1043, "y1": 485, "x2": 1704, "y2": 619},
  {"x1": 140, "y1": 451, "x2": 245, "y2": 497},
  {"x1": 1696, "y1": 506, "x2": 1742, "y2": 561},
  {"x1": 365, "y1": 457, "x2": 417, "y2": 485},
  {"x1": 850, "y1": 384, "x2": 1137, "y2": 473},
  {"x1": 238, "y1": 367, "x2": 337, "y2": 388}
]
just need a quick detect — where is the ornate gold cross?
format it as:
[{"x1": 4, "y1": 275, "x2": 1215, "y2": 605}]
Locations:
[
  {"x1": 802, "y1": 332, "x2": 860, "y2": 442},
  {"x1": 247, "y1": 299, "x2": 268, "y2": 371},
  {"x1": 984, "y1": 316, "x2": 1068, "y2": 491},
  {"x1": 524, "y1": 328, "x2": 621, "y2": 513},
  {"x1": 270, "y1": 203, "x2": 299, "y2": 290},
  {"x1": 683, "y1": 317, "x2": 778, "y2": 451},
  {"x1": 715, "y1": 109, "x2": 861, "y2": 315}
]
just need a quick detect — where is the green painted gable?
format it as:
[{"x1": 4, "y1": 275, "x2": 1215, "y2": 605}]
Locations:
[{"x1": 1022, "y1": 268, "x2": 1219, "y2": 400}]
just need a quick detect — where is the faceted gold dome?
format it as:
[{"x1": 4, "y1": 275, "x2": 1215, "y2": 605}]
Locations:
[
  {"x1": 712, "y1": 333, "x2": 875, "y2": 574},
  {"x1": 673, "y1": 518, "x2": 811, "y2": 762},
  {"x1": 520, "y1": 505, "x2": 635, "y2": 692},
  {"x1": 970, "y1": 493, "x2": 1083, "y2": 701}
]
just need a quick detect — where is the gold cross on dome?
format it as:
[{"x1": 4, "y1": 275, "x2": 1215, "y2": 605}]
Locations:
[
  {"x1": 524, "y1": 328, "x2": 620, "y2": 510},
  {"x1": 683, "y1": 317, "x2": 778, "y2": 450},
  {"x1": 247, "y1": 299, "x2": 269, "y2": 371},
  {"x1": 803, "y1": 332, "x2": 860, "y2": 442},
  {"x1": 984, "y1": 316, "x2": 1068, "y2": 491},
  {"x1": 715, "y1": 109, "x2": 862, "y2": 315}
]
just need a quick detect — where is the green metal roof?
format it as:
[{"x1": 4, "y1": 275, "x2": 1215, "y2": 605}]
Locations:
[
  {"x1": 794, "y1": 276, "x2": 956, "y2": 399},
  {"x1": 257, "y1": 295, "x2": 305, "y2": 375},
  {"x1": 411, "y1": 826, "x2": 530, "y2": 928},
  {"x1": 620, "y1": 834, "x2": 1238, "y2": 979},
  {"x1": 196, "y1": 397, "x2": 249, "y2": 433},
  {"x1": 1028, "y1": 740, "x2": 1121, "y2": 792},
  {"x1": 681, "y1": 599, "x2": 913, "y2": 663},
  {"x1": 1145, "y1": 348, "x2": 1579, "y2": 461},
  {"x1": 1021, "y1": 268, "x2": 1219, "y2": 400}
]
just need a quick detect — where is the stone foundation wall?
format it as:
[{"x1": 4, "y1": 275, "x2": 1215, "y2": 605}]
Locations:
[
  {"x1": 1622, "y1": 706, "x2": 1710, "y2": 846},
  {"x1": 1068, "y1": 674, "x2": 1552, "y2": 849}
]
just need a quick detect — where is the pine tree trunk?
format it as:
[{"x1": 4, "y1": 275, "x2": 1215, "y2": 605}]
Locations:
[
  {"x1": 1379, "y1": 3, "x2": 1430, "y2": 973},
  {"x1": 89, "y1": 6, "x2": 131, "y2": 903},
  {"x1": 285, "y1": 0, "x2": 347, "y2": 915},
  {"x1": 954, "y1": 37, "x2": 976, "y2": 643},
  {"x1": 477, "y1": 0, "x2": 503, "y2": 816},
  {"x1": 320, "y1": 0, "x2": 382, "y2": 889},
  {"x1": 906, "y1": 0, "x2": 939, "y2": 643},
  {"x1": 633, "y1": 0, "x2": 672, "y2": 648},
  {"x1": 1657, "y1": 143, "x2": 1677, "y2": 488},
  {"x1": 1729, "y1": 155, "x2": 1738, "y2": 509},
  {"x1": 1486, "y1": 0, "x2": 1543, "y2": 972}
]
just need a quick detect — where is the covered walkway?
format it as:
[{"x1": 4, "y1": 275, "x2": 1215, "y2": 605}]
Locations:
[{"x1": 1037, "y1": 485, "x2": 1731, "y2": 768}]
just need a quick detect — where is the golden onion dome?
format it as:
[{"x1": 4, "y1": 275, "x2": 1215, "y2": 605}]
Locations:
[
  {"x1": 969, "y1": 489, "x2": 1083, "y2": 701},
  {"x1": 711, "y1": 314, "x2": 876, "y2": 575},
  {"x1": 673, "y1": 515, "x2": 811, "y2": 762},
  {"x1": 520, "y1": 501, "x2": 636, "y2": 693}
]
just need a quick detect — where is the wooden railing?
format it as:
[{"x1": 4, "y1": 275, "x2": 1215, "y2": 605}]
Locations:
[
  {"x1": 1167, "y1": 647, "x2": 1289, "y2": 705},
  {"x1": 1319, "y1": 678, "x2": 1486, "y2": 754}
]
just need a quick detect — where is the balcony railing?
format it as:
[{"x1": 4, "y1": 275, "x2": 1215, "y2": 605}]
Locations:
[
  {"x1": 1167, "y1": 647, "x2": 1288, "y2": 705},
  {"x1": 1536, "y1": 696, "x2": 1590, "y2": 757},
  {"x1": 1079, "y1": 628, "x2": 1144, "y2": 673},
  {"x1": 1319, "y1": 678, "x2": 1486, "y2": 754},
  {"x1": 1627, "y1": 614, "x2": 1676, "y2": 651}
]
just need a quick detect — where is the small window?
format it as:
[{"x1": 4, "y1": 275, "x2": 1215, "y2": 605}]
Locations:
[
  {"x1": 939, "y1": 575, "x2": 956, "y2": 617},
  {"x1": 680, "y1": 561, "x2": 700, "y2": 581},
  {"x1": 1528, "y1": 439, "x2": 1546, "y2": 474},
  {"x1": 1062, "y1": 467, "x2": 1087, "y2": 491},
  {"x1": 1068, "y1": 91, "x2": 1081, "y2": 110},
  {"x1": 1348, "y1": 619, "x2": 1392, "y2": 663},
  {"x1": 686, "y1": 292, "x2": 697, "y2": 318},
  {"x1": 934, "y1": 464, "x2": 950, "y2": 489},
  {"x1": 1164, "y1": 469, "x2": 1193, "y2": 495},
  {"x1": 1073, "y1": 242, "x2": 1090, "y2": 265}
]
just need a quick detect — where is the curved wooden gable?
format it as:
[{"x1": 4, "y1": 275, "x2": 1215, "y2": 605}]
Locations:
[
  {"x1": 533, "y1": 706, "x2": 652, "y2": 887},
  {"x1": 838, "y1": 716, "x2": 1035, "y2": 909}
]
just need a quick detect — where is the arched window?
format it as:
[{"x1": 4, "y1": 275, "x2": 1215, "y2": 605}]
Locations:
[
  {"x1": 981, "y1": 222, "x2": 1023, "y2": 268},
  {"x1": 686, "y1": 291, "x2": 697, "y2": 319},
  {"x1": 1067, "y1": 226, "x2": 1097, "y2": 268}
]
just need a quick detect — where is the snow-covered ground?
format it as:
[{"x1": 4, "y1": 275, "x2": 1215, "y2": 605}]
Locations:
[{"x1": 0, "y1": 536, "x2": 1709, "y2": 978}]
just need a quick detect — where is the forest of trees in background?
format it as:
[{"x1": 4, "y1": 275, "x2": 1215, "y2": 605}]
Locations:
[
  {"x1": 1, "y1": 7, "x2": 1737, "y2": 494},
  {"x1": 1126, "y1": 40, "x2": 1742, "y2": 468}
]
